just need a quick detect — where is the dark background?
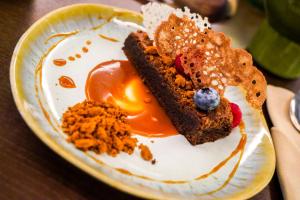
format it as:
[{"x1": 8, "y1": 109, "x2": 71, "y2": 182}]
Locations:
[{"x1": 1, "y1": 0, "x2": 299, "y2": 199}]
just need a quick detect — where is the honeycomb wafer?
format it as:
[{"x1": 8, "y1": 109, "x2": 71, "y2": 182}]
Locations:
[{"x1": 154, "y1": 17, "x2": 266, "y2": 108}]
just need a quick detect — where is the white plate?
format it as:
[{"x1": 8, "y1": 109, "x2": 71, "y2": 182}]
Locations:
[{"x1": 10, "y1": 4, "x2": 275, "y2": 200}]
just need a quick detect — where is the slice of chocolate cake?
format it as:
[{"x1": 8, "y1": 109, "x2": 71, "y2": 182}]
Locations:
[{"x1": 123, "y1": 31, "x2": 233, "y2": 145}]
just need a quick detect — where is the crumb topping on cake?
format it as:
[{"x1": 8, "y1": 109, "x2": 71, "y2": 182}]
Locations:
[{"x1": 131, "y1": 31, "x2": 233, "y2": 126}]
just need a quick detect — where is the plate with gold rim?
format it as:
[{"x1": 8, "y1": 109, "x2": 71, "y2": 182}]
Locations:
[{"x1": 10, "y1": 4, "x2": 275, "y2": 199}]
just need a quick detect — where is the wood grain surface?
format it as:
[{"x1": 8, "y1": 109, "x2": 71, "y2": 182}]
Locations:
[{"x1": 1, "y1": 0, "x2": 299, "y2": 199}]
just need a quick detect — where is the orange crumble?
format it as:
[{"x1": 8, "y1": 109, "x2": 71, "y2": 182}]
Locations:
[
  {"x1": 138, "y1": 144, "x2": 153, "y2": 161},
  {"x1": 61, "y1": 100, "x2": 137, "y2": 157},
  {"x1": 61, "y1": 100, "x2": 154, "y2": 162}
]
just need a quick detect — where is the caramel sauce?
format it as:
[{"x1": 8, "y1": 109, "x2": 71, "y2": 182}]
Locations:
[
  {"x1": 195, "y1": 122, "x2": 247, "y2": 180},
  {"x1": 85, "y1": 60, "x2": 177, "y2": 137},
  {"x1": 86, "y1": 40, "x2": 92, "y2": 45},
  {"x1": 91, "y1": 22, "x2": 108, "y2": 30},
  {"x1": 198, "y1": 122, "x2": 247, "y2": 196},
  {"x1": 59, "y1": 76, "x2": 76, "y2": 88},
  {"x1": 162, "y1": 180, "x2": 187, "y2": 184},
  {"x1": 115, "y1": 167, "x2": 156, "y2": 181},
  {"x1": 82, "y1": 47, "x2": 88, "y2": 53},
  {"x1": 99, "y1": 34, "x2": 119, "y2": 42},
  {"x1": 115, "y1": 168, "x2": 133, "y2": 175},
  {"x1": 44, "y1": 31, "x2": 79, "y2": 44},
  {"x1": 202, "y1": 149, "x2": 244, "y2": 196},
  {"x1": 112, "y1": 121, "x2": 247, "y2": 196},
  {"x1": 68, "y1": 56, "x2": 75, "y2": 61},
  {"x1": 37, "y1": 98, "x2": 58, "y2": 132},
  {"x1": 35, "y1": 36, "x2": 70, "y2": 132},
  {"x1": 53, "y1": 58, "x2": 67, "y2": 66}
]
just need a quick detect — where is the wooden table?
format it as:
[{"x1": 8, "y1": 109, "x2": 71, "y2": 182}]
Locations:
[{"x1": 1, "y1": 0, "x2": 299, "y2": 199}]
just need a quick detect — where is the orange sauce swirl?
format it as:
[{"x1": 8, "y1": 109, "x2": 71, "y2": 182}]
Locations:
[{"x1": 85, "y1": 60, "x2": 177, "y2": 137}]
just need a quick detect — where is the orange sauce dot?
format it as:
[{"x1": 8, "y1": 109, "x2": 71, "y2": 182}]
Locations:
[
  {"x1": 59, "y1": 76, "x2": 76, "y2": 88},
  {"x1": 53, "y1": 59, "x2": 66, "y2": 66},
  {"x1": 68, "y1": 56, "x2": 75, "y2": 61},
  {"x1": 86, "y1": 40, "x2": 91, "y2": 45},
  {"x1": 82, "y1": 47, "x2": 88, "y2": 53},
  {"x1": 75, "y1": 54, "x2": 81, "y2": 58}
]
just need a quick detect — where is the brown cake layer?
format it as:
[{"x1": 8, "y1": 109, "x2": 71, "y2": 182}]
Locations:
[{"x1": 123, "y1": 31, "x2": 233, "y2": 145}]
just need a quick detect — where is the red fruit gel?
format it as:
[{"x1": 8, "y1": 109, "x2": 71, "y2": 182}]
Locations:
[
  {"x1": 175, "y1": 54, "x2": 185, "y2": 75},
  {"x1": 230, "y1": 102, "x2": 242, "y2": 128}
]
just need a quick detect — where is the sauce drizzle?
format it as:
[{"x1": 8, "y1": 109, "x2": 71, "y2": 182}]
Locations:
[
  {"x1": 195, "y1": 122, "x2": 247, "y2": 180},
  {"x1": 36, "y1": 35, "x2": 72, "y2": 132},
  {"x1": 112, "y1": 121, "x2": 247, "y2": 196},
  {"x1": 53, "y1": 59, "x2": 66, "y2": 66},
  {"x1": 59, "y1": 76, "x2": 76, "y2": 88},
  {"x1": 99, "y1": 34, "x2": 119, "y2": 42},
  {"x1": 44, "y1": 31, "x2": 79, "y2": 44}
]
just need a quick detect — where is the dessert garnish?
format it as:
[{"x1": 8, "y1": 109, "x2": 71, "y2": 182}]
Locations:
[
  {"x1": 62, "y1": 101, "x2": 136, "y2": 156},
  {"x1": 142, "y1": 2, "x2": 267, "y2": 109},
  {"x1": 230, "y1": 103, "x2": 242, "y2": 128},
  {"x1": 174, "y1": 54, "x2": 185, "y2": 76},
  {"x1": 138, "y1": 144, "x2": 153, "y2": 162},
  {"x1": 194, "y1": 87, "x2": 220, "y2": 111},
  {"x1": 61, "y1": 100, "x2": 154, "y2": 162},
  {"x1": 141, "y1": 3, "x2": 210, "y2": 40}
]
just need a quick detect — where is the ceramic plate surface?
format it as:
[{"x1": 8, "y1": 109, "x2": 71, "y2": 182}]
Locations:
[{"x1": 10, "y1": 4, "x2": 275, "y2": 200}]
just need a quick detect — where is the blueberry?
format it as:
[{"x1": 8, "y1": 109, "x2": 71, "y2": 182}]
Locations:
[{"x1": 194, "y1": 87, "x2": 220, "y2": 111}]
